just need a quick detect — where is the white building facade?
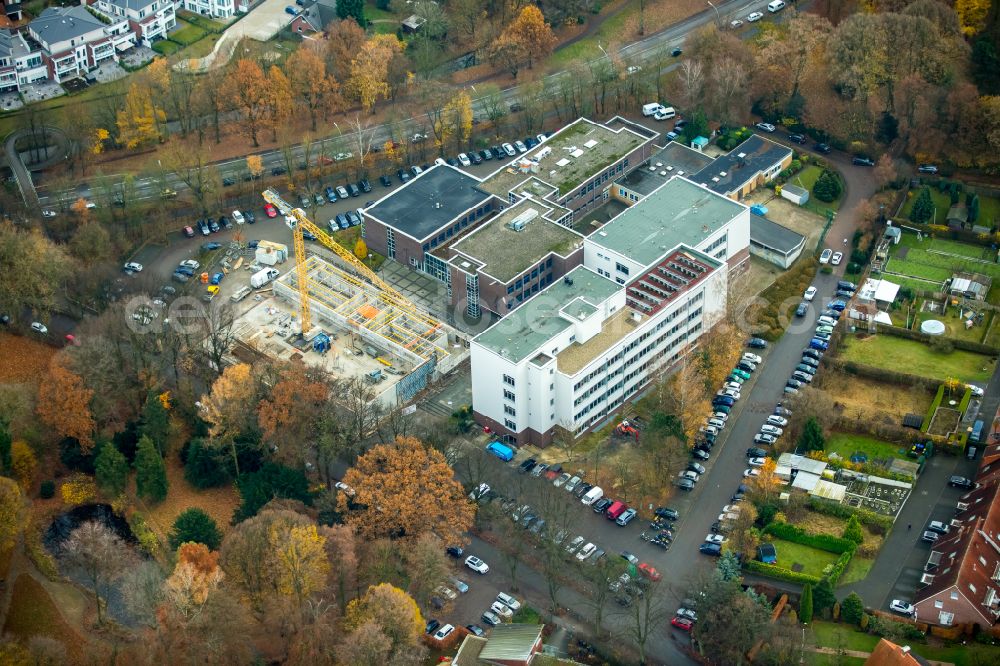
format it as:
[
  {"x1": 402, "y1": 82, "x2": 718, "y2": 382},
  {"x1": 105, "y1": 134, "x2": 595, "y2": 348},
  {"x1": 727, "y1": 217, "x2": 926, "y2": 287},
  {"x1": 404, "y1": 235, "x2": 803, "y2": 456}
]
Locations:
[
  {"x1": 95, "y1": 0, "x2": 178, "y2": 46},
  {"x1": 183, "y1": 0, "x2": 239, "y2": 19}
]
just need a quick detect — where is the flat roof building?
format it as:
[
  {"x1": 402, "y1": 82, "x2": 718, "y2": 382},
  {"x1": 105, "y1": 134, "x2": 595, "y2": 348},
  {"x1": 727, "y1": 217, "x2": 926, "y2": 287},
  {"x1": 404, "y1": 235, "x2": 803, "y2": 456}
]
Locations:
[
  {"x1": 585, "y1": 176, "x2": 751, "y2": 278},
  {"x1": 478, "y1": 117, "x2": 656, "y2": 219},
  {"x1": 691, "y1": 134, "x2": 793, "y2": 201},
  {"x1": 750, "y1": 213, "x2": 806, "y2": 269},
  {"x1": 472, "y1": 245, "x2": 727, "y2": 446},
  {"x1": 613, "y1": 142, "x2": 716, "y2": 203},
  {"x1": 433, "y1": 196, "x2": 584, "y2": 320}
]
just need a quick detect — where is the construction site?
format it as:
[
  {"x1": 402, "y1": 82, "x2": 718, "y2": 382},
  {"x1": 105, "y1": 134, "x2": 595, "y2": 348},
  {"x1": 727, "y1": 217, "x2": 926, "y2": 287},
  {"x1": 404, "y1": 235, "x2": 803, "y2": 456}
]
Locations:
[{"x1": 226, "y1": 190, "x2": 466, "y2": 409}]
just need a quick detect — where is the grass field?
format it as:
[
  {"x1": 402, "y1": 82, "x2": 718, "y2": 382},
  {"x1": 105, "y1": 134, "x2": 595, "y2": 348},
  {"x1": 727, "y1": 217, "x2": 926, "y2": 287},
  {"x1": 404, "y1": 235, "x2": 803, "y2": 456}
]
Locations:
[
  {"x1": 839, "y1": 555, "x2": 875, "y2": 585},
  {"x1": 771, "y1": 539, "x2": 840, "y2": 578},
  {"x1": 790, "y1": 164, "x2": 844, "y2": 211},
  {"x1": 169, "y1": 20, "x2": 208, "y2": 46},
  {"x1": 810, "y1": 622, "x2": 880, "y2": 652},
  {"x1": 2, "y1": 575, "x2": 85, "y2": 660},
  {"x1": 826, "y1": 433, "x2": 911, "y2": 464},
  {"x1": 804, "y1": 655, "x2": 866, "y2": 666},
  {"x1": 900, "y1": 187, "x2": 1000, "y2": 228},
  {"x1": 839, "y1": 334, "x2": 995, "y2": 383}
]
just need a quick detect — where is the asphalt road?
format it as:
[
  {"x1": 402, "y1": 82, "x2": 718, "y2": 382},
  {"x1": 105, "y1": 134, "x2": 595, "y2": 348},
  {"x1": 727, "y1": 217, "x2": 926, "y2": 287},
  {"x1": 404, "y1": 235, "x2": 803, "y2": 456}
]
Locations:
[{"x1": 33, "y1": 0, "x2": 773, "y2": 208}]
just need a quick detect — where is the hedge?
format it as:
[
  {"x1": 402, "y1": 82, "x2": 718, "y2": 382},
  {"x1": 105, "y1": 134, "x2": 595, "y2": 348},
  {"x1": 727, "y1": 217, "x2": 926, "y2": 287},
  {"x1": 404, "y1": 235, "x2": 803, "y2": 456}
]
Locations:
[
  {"x1": 828, "y1": 551, "x2": 854, "y2": 585},
  {"x1": 957, "y1": 387, "x2": 973, "y2": 414},
  {"x1": 152, "y1": 40, "x2": 181, "y2": 55},
  {"x1": 807, "y1": 498, "x2": 894, "y2": 534},
  {"x1": 762, "y1": 522, "x2": 857, "y2": 555},
  {"x1": 744, "y1": 558, "x2": 822, "y2": 585},
  {"x1": 879, "y1": 323, "x2": 1000, "y2": 355},
  {"x1": 824, "y1": 356, "x2": 944, "y2": 392},
  {"x1": 922, "y1": 384, "x2": 946, "y2": 433}
]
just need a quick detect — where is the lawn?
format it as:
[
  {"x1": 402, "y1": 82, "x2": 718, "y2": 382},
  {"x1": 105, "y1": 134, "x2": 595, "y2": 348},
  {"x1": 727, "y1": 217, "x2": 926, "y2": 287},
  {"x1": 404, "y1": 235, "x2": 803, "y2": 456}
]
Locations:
[
  {"x1": 771, "y1": 539, "x2": 841, "y2": 578},
  {"x1": 889, "y1": 246, "x2": 1000, "y2": 282},
  {"x1": 169, "y1": 20, "x2": 208, "y2": 46},
  {"x1": 153, "y1": 40, "x2": 182, "y2": 56},
  {"x1": 900, "y1": 186, "x2": 952, "y2": 222},
  {"x1": 913, "y1": 305, "x2": 988, "y2": 344},
  {"x1": 790, "y1": 164, "x2": 844, "y2": 211},
  {"x1": 804, "y1": 655, "x2": 867, "y2": 666},
  {"x1": 2, "y1": 575, "x2": 85, "y2": 661},
  {"x1": 838, "y1": 555, "x2": 875, "y2": 586},
  {"x1": 809, "y1": 620, "x2": 1000, "y2": 666},
  {"x1": 174, "y1": 33, "x2": 221, "y2": 59},
  {"x1": 825, "y1": 433, "x2": 911, "y2": 465},
  {"x1": 839, "y1": 334, "x2": 995, "y2": 383}
]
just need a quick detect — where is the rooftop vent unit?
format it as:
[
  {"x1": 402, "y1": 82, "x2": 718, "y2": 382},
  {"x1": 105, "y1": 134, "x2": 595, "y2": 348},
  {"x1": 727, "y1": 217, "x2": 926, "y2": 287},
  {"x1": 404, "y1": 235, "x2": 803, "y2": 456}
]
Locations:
[
  {"x1": 677, "y1": 170, "x2": 685, "y2": 176},
  {"x1": 583, "y1": 139, "x2": 599, "y2": 149},
  {"x1": 666, "y1": 166, "x2": 674, "y2": 171},
  {"x1": 536, "y1": 146, "x2": 552, "y2": 160},
  {"x1": 434, "y1": 202, "x2": 442, "y2": 209},
  {"x1": 655, "y1": 162, "x2": 663, "y2": 167},
  {"x1": 507, "y1": 208, "x2": 538, "y2": 231},
  {"x1": 719, "y1": 171, "x2": 727, "y2": 177},
  {"x1": 712, "y1": 177, "x2": 720, "y2": 183},
  {"x1": 555, "y1": 158, "x2": 571, "y2": 167},
  {"x1": 659, "y1": 170, "x2": 667, "y2": 176},
  {"x1": 571, "y1": 149, "x2": 585, "y2": 158},
  {"x1": 648, "y1": 166, "x2": 656, "y2": 172},
  {"x1": 564, "y1": 276, "x2": 574, "y2": 286}
]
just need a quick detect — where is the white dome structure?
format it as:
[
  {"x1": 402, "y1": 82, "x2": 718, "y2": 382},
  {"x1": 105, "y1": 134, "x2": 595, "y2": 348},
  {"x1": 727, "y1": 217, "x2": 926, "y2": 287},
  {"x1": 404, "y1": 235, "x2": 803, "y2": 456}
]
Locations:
[{"x1": 920, "y1": 320, "x2": 946, "y2": 336}]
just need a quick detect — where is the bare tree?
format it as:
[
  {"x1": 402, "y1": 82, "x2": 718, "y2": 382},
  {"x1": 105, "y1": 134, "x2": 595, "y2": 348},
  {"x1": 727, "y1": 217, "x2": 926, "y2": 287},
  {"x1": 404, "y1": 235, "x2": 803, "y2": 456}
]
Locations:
[
  {"x1": 63, "y1": 521, "x2": 136, "y2": 625},
  {"x1": 197, "y1": 301, "x2": 236, "y2": 379},
  {"x1": 614, "y1": 575, "x2": 674, "y2": 664}
]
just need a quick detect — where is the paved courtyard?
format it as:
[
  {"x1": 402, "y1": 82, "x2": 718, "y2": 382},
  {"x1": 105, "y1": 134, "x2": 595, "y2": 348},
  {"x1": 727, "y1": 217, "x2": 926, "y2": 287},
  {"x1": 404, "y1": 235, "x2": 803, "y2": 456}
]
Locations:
[
  {"x1": 119, "y1": 45, "x2": 156, "y2": 69},
  {"x1": 90, "y1": 61, "x2": 128, "y2": 84},
  {"x1": 0, "y1": 92, "x2": 22, "y2": 111},
  {"x1": 20, "y1": 81, "x2": 65, "y2": 104}
]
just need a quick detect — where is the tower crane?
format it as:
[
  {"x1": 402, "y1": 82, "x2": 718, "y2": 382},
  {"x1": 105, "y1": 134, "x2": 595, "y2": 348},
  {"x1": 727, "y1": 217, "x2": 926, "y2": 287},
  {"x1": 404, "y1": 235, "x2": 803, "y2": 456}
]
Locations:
[{"x1": 261, "y1": 188, "x2": 440, "y2": 343}]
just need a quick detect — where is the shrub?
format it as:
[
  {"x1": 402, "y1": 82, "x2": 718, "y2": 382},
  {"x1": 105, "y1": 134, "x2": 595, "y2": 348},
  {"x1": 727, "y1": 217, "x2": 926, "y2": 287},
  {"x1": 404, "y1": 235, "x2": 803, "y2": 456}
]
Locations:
[
  {"x1": 743, "y1": 559, "x2": 821, "y2": 585},
  {"x1": 170, "y1": 508, "x2": 222, "y2": 550},
  {"x1": 911, "y1": 187, "x2": 935, "y2": 223},
  {"x1": 843, "y1": 515, "x2": 864, "y2": 545},
  {"x1": 95, "y1": 440, "x2": 129, "y2": 496},
  {"x1": 40, "y1": 479, "x2": 55, "y2": 499},
  {"x1": 129, "y1": 512, "x2": 160, "y2": 556},
  {"x1": 841, "y1": 592, "x2": 865, "y2": 625},
  {"x1": 135, "y1": 435, "x2": 168, "y2": 503}
]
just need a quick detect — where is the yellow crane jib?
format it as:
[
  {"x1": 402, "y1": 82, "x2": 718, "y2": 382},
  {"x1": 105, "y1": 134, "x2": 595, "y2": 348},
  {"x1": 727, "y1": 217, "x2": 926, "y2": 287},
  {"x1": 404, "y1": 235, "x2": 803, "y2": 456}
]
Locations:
[{"x1": 260, "y1": 188, "x2": 432, "y2": 340}]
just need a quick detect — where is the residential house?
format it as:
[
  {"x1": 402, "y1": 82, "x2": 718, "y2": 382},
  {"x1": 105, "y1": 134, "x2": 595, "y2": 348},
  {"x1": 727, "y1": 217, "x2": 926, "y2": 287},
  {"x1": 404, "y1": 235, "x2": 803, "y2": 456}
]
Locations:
[
  {"x1": 28, "y1": 5, "x2": 135, "y2": 82},
  {"x1": 863, "y1": 639, "x2": 930, "y2": 666},
  {"x1": 913, "y1": 480, "x2": 1000, "y2": 627},
  {"x1": 0, "y1": 29, "x2": 48, "y2": 91},
  {"x1": 690, "y1": 134, "x2": 793, "y2": 201},
  {"x1": 183, "y1": 0, "x2": 241, "y2": 19},
  {"x1": 94, "y1": 0, "x2": 177, "y2": 47}
]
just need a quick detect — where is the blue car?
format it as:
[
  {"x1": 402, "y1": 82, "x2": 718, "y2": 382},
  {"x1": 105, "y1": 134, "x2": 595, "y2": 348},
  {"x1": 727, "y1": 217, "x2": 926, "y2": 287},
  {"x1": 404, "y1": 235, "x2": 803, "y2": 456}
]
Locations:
[
  {"x1": 210, "y1": 272, "x2": 224, "y2": 286},
  {"x1": 284, "y1": 6, "x2": 297, "y2": 15},
  {"x1": 336, "y1": 213, "x2": 350, "y2": 229},
  {"x1": 809, "y1": 338, "x2": 829, "y2": 351},
  {"x1": 325, "y1": 186, "x2": 337, "y2": 202},
  {"x1": 828, "y1": 300, "x2": 847, "y2": 311}
]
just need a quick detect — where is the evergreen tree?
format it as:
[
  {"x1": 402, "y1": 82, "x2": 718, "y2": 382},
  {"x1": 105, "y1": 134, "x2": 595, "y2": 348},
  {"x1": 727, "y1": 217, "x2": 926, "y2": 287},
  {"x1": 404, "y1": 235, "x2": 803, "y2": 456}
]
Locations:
[
  {"x1": 336, "y1": 0, "x2": 365, "y2": 25},
  {"x1": 135, "y1": 435, "x2": 168, "y2": 503},
  {"x1": 183, "y1": 438, "x2": 231, "y2": 489},
  {"x1": 841, "y1": 592, "x2": 865, "y2": 625},
  {"x1": 812, "y1": 170, "x2": 842, "y2": 203},
  {"x1": 0, "y1": 417, "x2": 11, "y2": 472},
  {"x1": 843, "y1": 515, "x2": 864, "y2": 545},
  {"x1": 717, "y1": 551, "x2": 742, "y2": 581},
  {"x1": 911, "y1": 187, "x2": 935, "y2": 223},
  {"x1": 139, "y1": 392, "x2": 170, "y2": 456},
  {"x1": 170, "y1": 508, "x2": 222, "y2": 550},
  {"x1": 94, "y1": 441, "x2": 129, "y2": 496},
  {"x1": 969, "y1": 194, "x2": 980, "y2": 224},
  {"x1": 797, "y1": 417, "x2": 825, "y2": 453},
  {"x1": 799, "y1": 583, "x2": 814, "y2": 623},
  {"x1": 813, "y1": 577, "x2": 837, "y2": 613}
]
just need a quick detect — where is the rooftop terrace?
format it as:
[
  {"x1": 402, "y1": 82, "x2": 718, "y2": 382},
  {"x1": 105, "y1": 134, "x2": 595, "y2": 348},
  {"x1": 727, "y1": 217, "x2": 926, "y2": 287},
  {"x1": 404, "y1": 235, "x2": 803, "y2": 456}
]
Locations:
[
  {"x1": 478, "y1": 119, "x2": 647, "y2": 199},
  {"x1": 590, "y1": 176, "x2": 746, "y2": 267},
  {"x1": 447, "y1": 198, "x2": 580, "y2": 282},
  {"x1": 473, "y1": 266, "x2": 620, "y2": 363}
]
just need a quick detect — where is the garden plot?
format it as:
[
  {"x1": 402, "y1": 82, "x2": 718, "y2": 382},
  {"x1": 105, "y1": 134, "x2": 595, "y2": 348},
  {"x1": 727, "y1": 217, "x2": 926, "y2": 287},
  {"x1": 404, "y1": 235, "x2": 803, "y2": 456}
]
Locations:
[
  {"x1": 884, "y1": 235, "x2": 1000, "y2": 291},
  {"x1": 843, "y1": 476, "x2": 911, "y2": 517},
  {"x1": 926, "y1": 407, "x2": 960, "y2": 436}
]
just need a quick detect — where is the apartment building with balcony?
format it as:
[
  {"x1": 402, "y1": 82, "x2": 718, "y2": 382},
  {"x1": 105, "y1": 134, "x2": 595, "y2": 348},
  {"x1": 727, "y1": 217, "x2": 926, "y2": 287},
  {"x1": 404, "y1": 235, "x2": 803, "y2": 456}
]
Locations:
[
  {"x1": 0, "y1": 29, "x2": 48, "y2": 91},
  {"x1": 94, "y1": 0, "x2": 177, "y2": 46},
  {"x1": 182, "y1": 0, "x2": 240, "y2": 19},
  {"x1": 27, "y1": 5, "x2": 135, "y2": 82}
]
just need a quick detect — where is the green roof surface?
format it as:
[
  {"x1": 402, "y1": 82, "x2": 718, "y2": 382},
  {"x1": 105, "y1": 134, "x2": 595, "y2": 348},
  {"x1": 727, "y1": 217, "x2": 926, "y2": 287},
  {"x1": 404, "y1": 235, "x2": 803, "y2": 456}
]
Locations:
[
  {"x1": 590, "y1": 177, "x2": 745, "y2": 267},
  {"x1": 474, "y1": 266, "x2": 620, "y2": 363}
]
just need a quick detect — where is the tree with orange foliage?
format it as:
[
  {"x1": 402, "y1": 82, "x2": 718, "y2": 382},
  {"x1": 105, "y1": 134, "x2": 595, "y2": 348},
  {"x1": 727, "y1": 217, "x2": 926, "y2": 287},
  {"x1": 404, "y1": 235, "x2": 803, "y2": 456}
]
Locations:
[
  {"x1": 347, "y1": 35, "x2": 404, "y2": 112},
  {"x1": 491, "y1": 5, "x2": 556, "y2": 76},
  {"x1": 325, "y1": 19, "x2": 367, "y2": 81},
  {"x1": 221, "y1": 59, "x2": 271, "y2": 147},
  {"x1": 343, "y1": 583, "x2": 425, "y2": 661},
  {"x1": 201, "y1": 363, "x2": 259, "y2": 477},
  {"x1": 270, "y1": 523, "x2": 329, "y2": 606},
  {"x1": 164, "y1": 542, "x2": 225, "y2": 619},
  {"x1": 749, "y1": 457, "x2": 780, "y2": 505},
  {"x1": 37, "y1": 354, "x2": 95, "y2": 452},
  {"x1": 338, "y1": 436, "x2": 475, "y2": 546},
  {"x1": 286, "y1": 44, "x2": 342, "y2": 131},
  {"x1": 257, "y1": 364, "x2": 328, "y2": 467},
  {"x1": 267, "y1": 65, "x2": 293, "y2": 143}
]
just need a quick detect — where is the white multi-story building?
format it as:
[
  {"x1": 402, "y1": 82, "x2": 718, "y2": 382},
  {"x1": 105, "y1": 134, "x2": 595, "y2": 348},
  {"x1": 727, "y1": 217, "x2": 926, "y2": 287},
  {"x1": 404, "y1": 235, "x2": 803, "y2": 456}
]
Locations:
[
  {"x1": 183, "y1": 0, "x2": 240, "y2": 19},
  {"x1": 95, "y1": 0, "x2": 177, "y2": 46},
  {"x1": 470, "y1": 175, "x2": 749, "y2": 447},
  {"x1": 27, "y1": 5, "x2": 136, "y2": 83},
  {"x1": 0, "y1": 30, "x2": 49, "y2": 92}
]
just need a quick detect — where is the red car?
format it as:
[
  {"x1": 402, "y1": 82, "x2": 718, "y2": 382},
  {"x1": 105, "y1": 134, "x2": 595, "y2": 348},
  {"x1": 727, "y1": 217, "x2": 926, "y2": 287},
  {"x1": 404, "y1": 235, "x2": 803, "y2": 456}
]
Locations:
[
  {"x1": 671, "y1": 617, "x2": 693, "y2": 631},
  {"x1": 182, "y1": 225, "x2": 195, "y2": 238},
  {"x1": 264, "y1": 203, "x2": 277, "y2": 218},
  {"x1": 638, "y1": 563, "x2": 661, "y2": 581}
]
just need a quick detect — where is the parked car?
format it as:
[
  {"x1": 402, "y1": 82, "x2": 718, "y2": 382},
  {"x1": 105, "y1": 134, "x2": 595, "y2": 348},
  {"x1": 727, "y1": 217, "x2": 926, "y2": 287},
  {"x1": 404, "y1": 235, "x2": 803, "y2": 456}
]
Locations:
[
  {"x1": 754, "y1": 433, "x2": 777, "y2": 445},
  {"x1": 656, "y1": 508, "x2": 681, "y2": 522},
  {"x1": 380, "y1": 174, "x2": 392, "y2": 187},
  {"x1": 921, "y1": 530, "x2": 939, "y2": 543},
  {"x1": 927, "y1": 521, "x2": 950, "y2": 535},
  {"x1": 788, "y1": 133, "x2": 807, "y2": 144},
  {"x1": 831, "y1": 251, "x2": 843, "y2": 265},
  {"x1": 853, "y1": 156, "x2": 875, "y2": 166},
  {"x1": 804, "y1": 286, "x2": 817, "y2": 300},
  {"x1": 746, "y1": 11, "x2": 764, "y2": 22},
  {"x1": 795, "y1": 302, "x2": 809, "y2": 317},
  {"x1": 699, "y1": 542, "x2": 722, "y2": 556},
  {"x1": 889, "y1": 600, "x2": 915, "y2": 616},
  {"x1": 465, "y1": 556, "x2": 489, "y2": 574},
  {"x1": 948, "y1": 476, "x2": 976, "y2": 489},
  {"x1": 917, "y1": 164, "x2": 938, "y2": 174},
  {"x1": 672, "y1": 616, "x2": 694, "y2": 631},
  {"x1": 819, "y1": 248, "x2": 833, "y2": 264},
  {"x1": 481, "y1": 610, "x2": 501, "y2": 626},
  {"x1": 358, "y1": 178, "x2": 371, "y2": 193},
  {"x1": 748, "y1": 337, "x2": 768, "y2": 349},
  {"x1": 814, "y1": 142, "x2": 832, "y2": 154},
  {"x1": 792, "y1": 371, "x2": 813, "y2": 383},
  {"x1": 502, "y1": 143, "x2": 517, "y2": 156},
  {"x1": 747, "y1": 447, "x2": 768, "y2": 458},
  {"x1": 264, "y1": 203, "x2": 278, "y2": 218},
  {"x1": 496, "y1": 592, "x2": 521, "y2": 611}
]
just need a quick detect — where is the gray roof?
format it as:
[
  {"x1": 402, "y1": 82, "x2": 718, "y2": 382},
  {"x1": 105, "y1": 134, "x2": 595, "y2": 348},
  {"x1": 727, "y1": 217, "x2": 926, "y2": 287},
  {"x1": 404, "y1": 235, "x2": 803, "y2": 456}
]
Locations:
[
  {"x1": 692, "y1": 134, "x2": 792, "y2": 195},
  {"x1": 31, "y1": 6, "x2": 106, "y2": 46},
  {"x1": 365, "y1": 165, "x2": 490, "y2": 241},
  {"x1": 589, "y1": 176, "x2": 746, "y2": 267},
  {"x1": 781, "y1": 184, "x2": 808, "y2": 197},
  {"x1": 478, "y1": 623, "x2": 544, "y2": 661},
  {"x1": 474, "y1": 266, "x2": 620, "y2": 363},
  {"x1": 0, "y1": 30, "x2": 13, "y2": 59},
  {"x1": 615, "y1": 143, "x2": 715, "y2": 198},
  {"x1": 102, "y1": 0, "x2": 157, "y2": 11},
  {"x1": 750, "y1": 214, "x2": 805, "y2": 255}
]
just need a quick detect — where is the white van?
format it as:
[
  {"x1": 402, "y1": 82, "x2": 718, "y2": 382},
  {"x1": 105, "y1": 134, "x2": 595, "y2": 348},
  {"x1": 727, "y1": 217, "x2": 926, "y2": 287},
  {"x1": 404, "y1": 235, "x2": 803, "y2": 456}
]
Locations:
[
  {"x1": 654, "y1": 106, "x2": 676, "y2": 121},
  {"x1": 581, "y1": 486, "x2": 604, "y2": 506},
  {"x1": 642, "y1": 102, "x2": 664, "y2": 117},
  {"x1": 767, "y1": 0, "x2": 786, "y2": 12}
]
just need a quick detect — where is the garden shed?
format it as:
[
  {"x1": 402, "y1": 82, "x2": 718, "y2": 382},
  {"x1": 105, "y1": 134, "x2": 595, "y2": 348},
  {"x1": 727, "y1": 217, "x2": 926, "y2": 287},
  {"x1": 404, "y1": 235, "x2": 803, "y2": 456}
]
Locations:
[
  {"x1": 780, "y1": 184, "x2": 809, "y2": 205},
  {"x1": 808, "y1": 479, "x2": 847, "y2": 502}
]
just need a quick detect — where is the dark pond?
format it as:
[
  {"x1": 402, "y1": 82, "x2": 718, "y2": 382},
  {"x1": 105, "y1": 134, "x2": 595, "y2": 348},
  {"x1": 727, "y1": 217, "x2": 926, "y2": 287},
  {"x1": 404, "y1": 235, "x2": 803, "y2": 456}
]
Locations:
[{"x1": 43, "y1": 503, "x2": 138, "y2": 555}]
